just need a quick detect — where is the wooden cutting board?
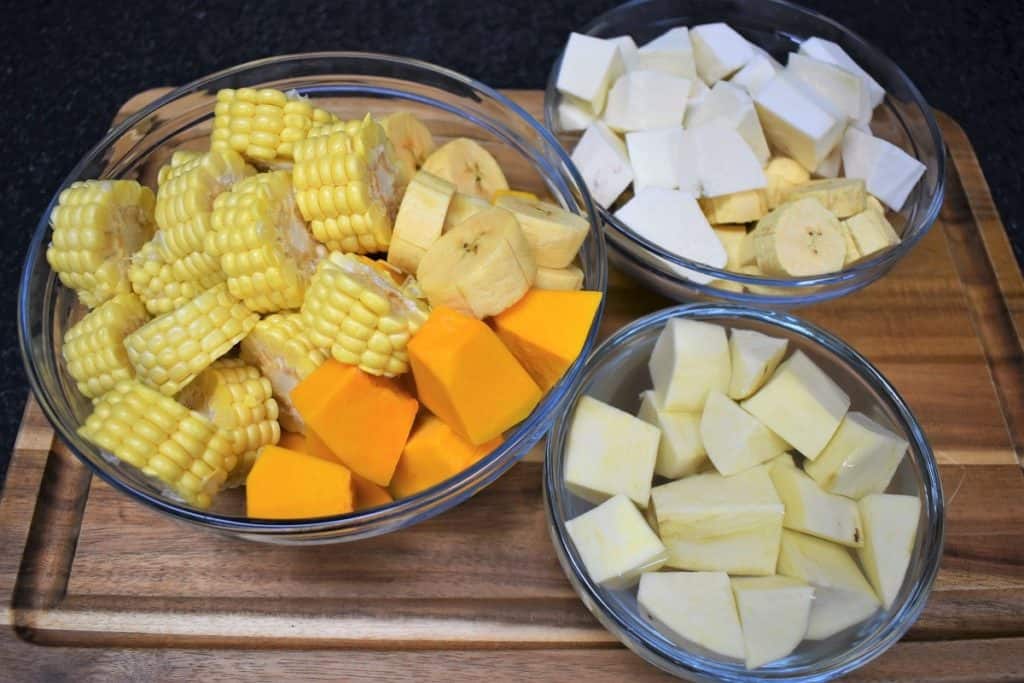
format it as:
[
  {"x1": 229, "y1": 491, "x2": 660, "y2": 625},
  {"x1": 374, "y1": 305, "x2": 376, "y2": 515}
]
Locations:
[{"x1": 1, "y1": 90, "x2": 1023, "y2": 681}]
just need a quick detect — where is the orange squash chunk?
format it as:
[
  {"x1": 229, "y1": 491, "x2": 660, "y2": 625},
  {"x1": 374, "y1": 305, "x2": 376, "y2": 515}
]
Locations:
[
  {"x1": 246, "y1": 445, "x2": 355, "y2": 519},
  {"x1": 390, "y1": 415, "x2": 503, "y2": 498},
  {"x1": 278, "y1": 431, "x2": 339, "y2": 464},
  {"x1": 492, "y1": 289, "x2": 602, "y2": 391},
  {"x1": 292, "y1": 360, "x2": 419, "y2": 487},
  {"x1": 408, "y1": 306, "x2": 542, "y2": 445},
  {"x1": 280, "y1": 430, "x2": 395, "y2": 509},
  {"x1": 352, "y1": 474, "x2": 394, "y2": 509}
]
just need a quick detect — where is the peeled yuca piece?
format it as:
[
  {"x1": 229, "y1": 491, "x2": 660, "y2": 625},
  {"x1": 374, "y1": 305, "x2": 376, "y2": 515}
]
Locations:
[
  {"x1": 648, "y1": 318, "x2": 731, "y2": 412},
  {"x1": 566, "y1": 494, "x2": 667, "y2": 589},
  {"x1": 857, "y1": 493, "x2": 920, "y2": 608},
  {"x1": 556, "y1": 32, "x2": 625, "y2": 112},
  {"x1": 732, "y1": 576, "x2": 814, "y2": 669},
  {"x1": 805, "y1": 411, "x2": 908, "y2": 499},
  {"x1": 778, "y1": 530, "x2": 880, "y2": 640},
  {"x1": 639, "y1": 571, "x2": 745, "y2": 660},
  {"x1": 743, "y1": 349, "x2": 850, "y2": 460}
]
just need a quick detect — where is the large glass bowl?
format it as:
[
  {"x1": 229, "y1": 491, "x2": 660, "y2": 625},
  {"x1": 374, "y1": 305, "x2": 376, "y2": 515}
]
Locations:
[
  {"x1": 18, "y1": 53, "x2": 607, "y2": 544},
  {"x1": 544, "y1": 0, "x2": 946, "y2": 306},
  {"x1": 545, "y1": 304, "x2": 943, "y2": 681}
]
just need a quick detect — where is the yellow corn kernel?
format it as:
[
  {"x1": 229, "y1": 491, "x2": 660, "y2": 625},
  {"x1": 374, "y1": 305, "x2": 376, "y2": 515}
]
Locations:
[
  {"x1": 301, "y1": 252, "x2": 428, "y2": 377},
  {"x1": 124, "y1": 282, "x2": 258, "y2": 396},
  {"x1": 239, "y1": 313, "x2": 327, "y2": 432},
  {"x1": 179, "y1": 358, "x2": 280, "y2": 488},
  {"x1": 129, "y1": 239, "x2": 227, "y2": 315},
  {"x1": 291, "y1": 114, "x2": 402, "y2": 254},
  {"x1": 62, "y1": 292, "x2": 150, "y2": 400},
  {"x1": 47, "y1": 179, "x2": 156, "y2": 308},
  {"x1": 154, "y1": 149, "x2": 253, "y2": 261},
  {"x1": 210, "y1": 87, "x2": 337, "y2": 165},
  {"x1": 79, "y1": 380, "x2": 237, "y2": 508},
  {"x1": 208, "y1": 170, "x2": 325, "y2": 312}
]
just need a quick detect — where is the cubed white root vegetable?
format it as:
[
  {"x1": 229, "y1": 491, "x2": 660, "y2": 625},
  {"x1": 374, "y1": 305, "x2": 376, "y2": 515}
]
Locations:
[
  {"x1": 841, "y1": 127, "x2": 926, "y2": 211},
  {"x1": 614, "y1": 189, "x2": 727, "y2": 284},
  {"x1": 570, "y1": 121, "x2": 633, "y2": 208},
  {"x1": 556, "y1": 32, "x2": 625, "y2": 112}
]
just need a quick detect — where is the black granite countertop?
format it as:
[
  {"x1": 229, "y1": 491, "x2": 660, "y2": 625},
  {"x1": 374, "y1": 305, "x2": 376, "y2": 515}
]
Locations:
[{"x1": 2, "y1": 0, "x2": 1022, "y2": 480}]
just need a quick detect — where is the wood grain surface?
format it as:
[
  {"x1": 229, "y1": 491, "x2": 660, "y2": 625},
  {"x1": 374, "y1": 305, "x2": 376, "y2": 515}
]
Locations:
[{"x1": 1, "y1": 90, "x2": 1023, "y2": 681}]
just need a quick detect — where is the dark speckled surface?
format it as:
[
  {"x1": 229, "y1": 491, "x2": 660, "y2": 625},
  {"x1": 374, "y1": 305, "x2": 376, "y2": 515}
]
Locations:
[{"x1": 2, "y1": 0, "x2": 1022, "y2": 481}]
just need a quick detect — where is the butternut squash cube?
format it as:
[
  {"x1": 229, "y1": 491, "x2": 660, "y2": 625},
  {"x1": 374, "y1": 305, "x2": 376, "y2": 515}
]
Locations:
[
  {"x1": 279, "y1": 430, "x2": 395, "y2": 509},
  {"x1": 353, "y1": 474, "x2": 395, "y2": 509},
  {"x1": 292, "y1": 360, "x2": 419, "y2": 486},
  {"x1": 408, "y1": 306, "x2": 542, "y2": 445},
  {"x1": 246, "y1": 445, "x2": 355, "y2": 519},
  {"x1": 492, "y1": 289, "x2": 602, "y2": 391},
  {"x1": 390, "y1": 415, "x2": 503, "y2": 498}
]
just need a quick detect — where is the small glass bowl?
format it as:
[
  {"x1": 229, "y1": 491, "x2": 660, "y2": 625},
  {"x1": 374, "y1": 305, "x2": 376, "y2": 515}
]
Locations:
[
  {"x1": 543, "y1": 0, "x2": 946, "y2": 306},
  {"x1": 544, "y1": 304, "x2": 943, "y2": 681},
  {"x1": 18, "y1": 52, "x2": 607, "y2": 544}
]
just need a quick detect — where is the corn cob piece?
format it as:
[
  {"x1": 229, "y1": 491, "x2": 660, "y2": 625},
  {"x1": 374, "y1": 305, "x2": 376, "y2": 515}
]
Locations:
[
  {"x1": 239, "y1": 313, "x2": 327, "y2": 432},
  {"x1": 124, "y1": 282, "x2": 258, "y2": 396},
  {"x1": 79, "y1": 380, "x2": 236, "y2": 508},
  {"x1": 62, "y1": 293, "x2": 150, "y2": 400},
  {"x1": 129, "y1": 239, "x2": 227, "y2": 315},
  {"x1": 208, "y1": 170, "x2": 325, "y2": 312},
  {"x1": 211, "y1": 87, "x2": 337, "y2": 166},
  {"x1": 301, "y1": 252, "x2": 429, "y2": 377},
  {"x1": 47, "y1": 180, "x2": 156, "y2": 308},
  {"x1": 179, "y1": 358, "x2": 280, "y2": 488},
  {"x1": 292, "y1": 114, "x2": 403, "y2": 254},
  {"x1": 154, "y1": 148, "x2": 253, "y2": 260}
]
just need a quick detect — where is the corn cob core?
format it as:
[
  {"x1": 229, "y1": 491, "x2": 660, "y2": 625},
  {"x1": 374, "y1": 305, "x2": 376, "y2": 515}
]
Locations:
[
  {"x1": 79, "y1": 380, "x2": 237, "y2": 509},
  {"x1": 301, "y1": 252, "x2": 429, "y2": 377},
  {"x1": 124, "y1": 282, "x2": 259, "y2": 396},
  {"x1": 239, "y1": 313, "x2": 327, "y2": 432},
  {"x1": 211, "y1": 87, "x2": 337, "y2": 165},
  {"x1": 292, "y1": 115, "x2": 402, "y2": 254},
  {"x1": 47, "y1": 180, "x2": 156, "y2": 309},
  {"x1": 208, "y1": 170, "x2": 325, "y2": 313},
  {"x1": 154, "y1": 148, "x2": 253, "y2": 260},
  {"x1": 62, "y1": 292, "x2": 150, "y2": 400},
  {"x1": 178, "y1": 358, "x2": 280, "y2": 488}
]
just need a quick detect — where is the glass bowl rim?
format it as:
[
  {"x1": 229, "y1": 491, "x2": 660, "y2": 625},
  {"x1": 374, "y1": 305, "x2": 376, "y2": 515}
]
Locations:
[
  {"x1": 543, "y1": 302, "x2": 945, "y2": 681},
  {"x1": 543, "y1": 0, "x2": 947, "y2": 290},
  {"x1": 18, "y1": 51, "x2": 609, "y2": 535}
]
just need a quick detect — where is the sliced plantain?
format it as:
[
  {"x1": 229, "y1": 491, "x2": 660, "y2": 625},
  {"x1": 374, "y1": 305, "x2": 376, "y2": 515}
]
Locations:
[
  {"x1": 493, "y1": 194, "x2": 589, "y2": 268},
  {"x1": 752, "y1": 198, "x2": 846, "y2": 276},
  {"x1": 416, "y1": 206, "x2": 536, "y2": 318},
  {"x1": 422, "y1": 138, "x2": 509, "y2": 199},
  {"x1": 764, "y1": 156, "x2": 811, "y2": 209},
  {"x1": 700, "y1": 189, "x2": 769, "y2": 224},
  {"x1": 382, "y1": 112, "x2": 436, "y2": 187},
  {"x1": 387, "y1": 170, "x2": 456, "y2": 274},
  {"x1": 783, "y1": 178, "x2": 866, "y2": 218},
  {"x1": 443, "y1": 192, "x2": 491, "y2": 231},
  {"x1": 844, "y1": 208, "x2": 901, "y2": 259},
  {"x1": 535, "y1": 264, "x2": 585, "y2": 291}
]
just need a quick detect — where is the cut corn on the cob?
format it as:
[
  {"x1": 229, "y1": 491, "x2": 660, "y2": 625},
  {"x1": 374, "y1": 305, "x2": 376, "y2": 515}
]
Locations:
[
  {"x1": 179, "y1": 358, "x2": 280, "y2": 488},
  {"x1": 211, "y1": 87, "x2": 337, "y2": 165},
  {"x1": 79, "y1": 380, "x2": 237, "y2": 508},
  {"x1": 124, "y1": 282, "x2": 258, "y2": 396},
  {"x1": 208, "y1": 170, "x2": 325, "y2": 312},
  {"x1": 292, "y1": 115, "x2": 402, "y2": 254},
  {"x1": 301, "y1": 252, "x2": 428, "y2": 377},
  {"x1": 155, "y1": 149, "x2": 253, "y2": 260},
  {"x1": 129, "y1": 239, "x2": 226, "y2": 315},
  {"x1": 47, "y1": 180, "x2": 156, "y2": 308},
  {"x1": 239, "y1": 313, "x2": 327, "y2": 432},
  {"x1": 62, "y1": 292, "x2": 150, "y2": 400}
]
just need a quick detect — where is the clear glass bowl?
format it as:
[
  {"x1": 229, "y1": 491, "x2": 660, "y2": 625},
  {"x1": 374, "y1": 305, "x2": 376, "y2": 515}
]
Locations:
[
  {"x1": 18, "y1": 53, "x2": 607, "y2": 544},
  {"x1": 544, "y1": 0, "x2": 946, "y2": 306},
  {"x1": 544, "y1": 304, "x2": 943, "y2": 681}
]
